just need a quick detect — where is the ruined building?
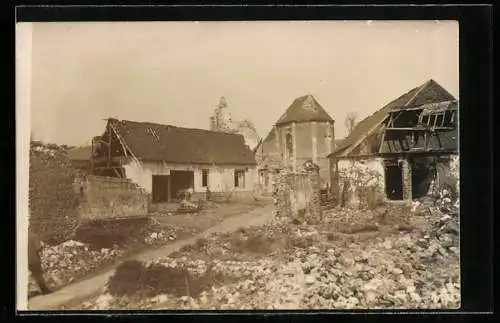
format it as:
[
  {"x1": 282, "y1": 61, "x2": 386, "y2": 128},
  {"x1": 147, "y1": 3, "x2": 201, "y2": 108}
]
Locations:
[
  {"x1": 209, "y1": 96, "x2": 234, "y2": 133},
  {"x1": 209, "y1": 96, "x2": 259, "y2": 150},
  {"x1": 90, "y1": 118, "x2": 257, "y2": 205},
  {"x1": 254, "y1": 94, "x2": 336, "y2": 194},
  {"x1": 328, "y1": 79, "x2": 458, "y2": 207}
]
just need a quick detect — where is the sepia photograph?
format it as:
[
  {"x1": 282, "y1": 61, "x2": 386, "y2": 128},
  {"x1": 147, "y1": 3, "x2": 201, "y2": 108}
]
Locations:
[{"x1": 16, "y1": 20, "x2": 459, "y2": 311}]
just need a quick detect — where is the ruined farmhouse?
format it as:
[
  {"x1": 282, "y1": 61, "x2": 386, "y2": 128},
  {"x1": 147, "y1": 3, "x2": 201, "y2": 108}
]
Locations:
[
  {"x1": 254, "y1": 94, "x2": 336, "y2": 194},
  {"x1": 90, "y1": 118, "x2": 257, "y2": 206},
  {"x1": 329, "y1": 79, "x2": 459, "y2": 207}
]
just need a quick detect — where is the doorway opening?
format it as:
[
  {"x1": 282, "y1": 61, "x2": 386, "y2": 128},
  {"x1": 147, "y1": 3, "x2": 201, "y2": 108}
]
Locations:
[
  {"x1": 384, "y1": 160, "x2": 404, "y2": 200},
  {"x1": 152, "y1": 175, "x2": 170, "y2": 203},
  {"x1": 411, "y1": 158, "x2": 435, "y2": 199},
  {"x1": 170, "y1": 170, "x2": 194, "y2": 200}
]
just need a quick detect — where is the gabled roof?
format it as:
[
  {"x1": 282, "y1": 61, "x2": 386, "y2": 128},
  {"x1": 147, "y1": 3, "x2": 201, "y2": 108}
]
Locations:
[
  {"x1": 391, "y1": 79, "x2": 456, "y2": 111},
  {"x1": 108, "y1": 119, "x2": 256, "y2": 165},
  {"x1": 331, "y1": 79, "x2": 457, "y2": 157},
  {"x1": 276, "y1": 94, "x2": 334, "y2": 126}
]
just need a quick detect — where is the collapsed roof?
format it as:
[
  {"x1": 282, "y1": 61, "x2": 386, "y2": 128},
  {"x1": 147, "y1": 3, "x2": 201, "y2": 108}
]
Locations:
[{"x1": 331, "y1": 79, "x2": 457, "y2": 158}]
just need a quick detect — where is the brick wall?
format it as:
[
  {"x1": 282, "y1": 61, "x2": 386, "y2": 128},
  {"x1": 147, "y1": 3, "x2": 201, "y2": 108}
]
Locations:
[{"x1": 77, "y1": 175, "x2": 149, "y2": 221}]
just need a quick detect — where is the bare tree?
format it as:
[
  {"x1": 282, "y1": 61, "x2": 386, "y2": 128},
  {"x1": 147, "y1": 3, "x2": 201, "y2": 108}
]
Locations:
[
  {"x1": 235, "y1": 119, "x2": 262, "y2": 147},
  {"x1": 344, "y1": 112, "x2": 358, "y2": 135}
]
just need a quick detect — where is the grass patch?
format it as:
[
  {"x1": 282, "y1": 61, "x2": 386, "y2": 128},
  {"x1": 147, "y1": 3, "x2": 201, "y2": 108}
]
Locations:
[
  {"x1": 234, "y1": 235, "x2": 274, "y2": 254},
  {"x1": 107, "y1": 260, "x2": 240, "y2": 299}
]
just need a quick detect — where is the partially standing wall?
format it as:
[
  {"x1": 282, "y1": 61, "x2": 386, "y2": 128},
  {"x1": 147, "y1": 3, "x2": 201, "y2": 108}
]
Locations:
[
  {"x1": 273, "y1": 164, "x2": 322, "y2": 224},
  {"x1": 76, "y1": 175, "x2": 149, "y2": 221}
]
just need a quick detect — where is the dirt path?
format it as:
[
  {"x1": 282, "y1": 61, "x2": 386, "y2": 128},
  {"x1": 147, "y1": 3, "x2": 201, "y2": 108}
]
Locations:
[{"x1": 28, "y1": 203, "x2": 275, "y2": 310}]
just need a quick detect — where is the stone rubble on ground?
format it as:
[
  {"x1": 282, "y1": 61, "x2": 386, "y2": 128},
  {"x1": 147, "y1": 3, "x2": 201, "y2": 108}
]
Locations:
[
  {"x1": 144, "y1": 224, "x2": 177, "y2": 245},
  {"x1": 29, "y1": 240, "x2": 126, "y2": 293},
  {"x1": 29, "y1": 223, "x2": 180, "y2": 294},
  {"x1": 42, "y1": 189, "x2": 460, "y2": 310}
]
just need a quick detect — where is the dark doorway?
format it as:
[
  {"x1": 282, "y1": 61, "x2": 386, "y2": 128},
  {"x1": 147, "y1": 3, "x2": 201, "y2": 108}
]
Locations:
[
  {"x1": 411, "y1": 158, "x2": 435, "y2": 199},
  {"x1": 384, "y1": 160, "x2": 404, "y2": 200},
  {"x1": 170, "y1": 170, "x2": 194, "y2": 200},
  {"x1": 152, "y1": 175, "x2": 170, "y2": 203}
]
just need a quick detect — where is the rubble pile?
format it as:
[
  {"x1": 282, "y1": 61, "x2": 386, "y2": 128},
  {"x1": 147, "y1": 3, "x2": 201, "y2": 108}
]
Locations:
[
  {"x1": 81, "y1": 257, "x2": 275, "y2": 309},
  {"x1": 411, "y1": 189, "x2": 460, "y2": 260},
  {"x1": 171, "y1": 226, "x2": 286, "y2": 261},
  {"x1": 29, "y1": 221, "x2": 181, "y2": 294},
  {"x1": 321, "y1": 203, "x2": 413, "y2": 234},
  {"x1": 144, "y1": 219, "x2": 177, "y2": 245},
  {"x1": 296, "y1": 236, "x2": 459, "y2": 309},
  {"x1": 29, "y1": 240, "x2": 125, "y2": 293},
  {"x1": 79, "y1": 227, "x2": 459, "y2": 310},
  {"x1": 171, "y1": 233, "x2": 234, "y2": 260},
  {"x1": 71, "y1": 192, "x2": 460, "y2": 310}
]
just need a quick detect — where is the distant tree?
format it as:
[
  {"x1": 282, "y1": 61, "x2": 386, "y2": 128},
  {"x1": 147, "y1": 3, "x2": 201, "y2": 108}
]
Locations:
[
  {"x1": 344, "y1": 112, "x2": 358, "y2": 136},
  {"x1": 235, "y1": 119, "x2": 262, "y2": 148}
]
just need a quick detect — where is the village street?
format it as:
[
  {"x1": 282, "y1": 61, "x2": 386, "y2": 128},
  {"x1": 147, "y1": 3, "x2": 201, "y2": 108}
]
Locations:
[{"x1": 28, "y1": 202, "x2": 275, "y2": 310}]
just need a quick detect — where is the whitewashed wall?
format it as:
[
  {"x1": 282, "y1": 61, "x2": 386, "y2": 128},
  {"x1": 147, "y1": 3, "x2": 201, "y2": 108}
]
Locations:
[{"x1": 123, "y1": 160, "x2": 255, "y2": 194}]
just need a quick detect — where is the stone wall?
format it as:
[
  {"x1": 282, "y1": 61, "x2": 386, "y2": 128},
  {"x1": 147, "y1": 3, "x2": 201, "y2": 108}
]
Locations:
[
  {"x1": 336, "y1": 158, "x2": 385, "y2": 209},
  {"x1": 77, "y1": 175, "x2": 149, "y2": 221},
  {"x1": 273, "y1": 165, "x2": 322, "y2": 224}
]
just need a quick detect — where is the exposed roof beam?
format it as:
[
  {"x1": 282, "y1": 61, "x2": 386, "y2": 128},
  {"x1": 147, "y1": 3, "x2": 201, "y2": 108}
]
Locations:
[{"x1": 339, "y1": 80, "x2": 430, "y2": 158}]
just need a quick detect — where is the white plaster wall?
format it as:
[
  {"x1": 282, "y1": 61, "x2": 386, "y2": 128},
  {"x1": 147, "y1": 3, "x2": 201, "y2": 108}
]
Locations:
[
  {"x1": 123, "y1": 160, "x2": 155, "y2": 194},
  {"x1": 124, "y1": 161, "x2": 255, "y2": 194}
]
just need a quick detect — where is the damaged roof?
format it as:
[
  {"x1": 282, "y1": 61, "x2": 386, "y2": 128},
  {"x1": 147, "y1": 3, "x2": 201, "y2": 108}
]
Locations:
[
  {"x1": 275, "y1": 94, "x2": 334, "y2": 126},
  {"x1": 107, "y1": 119, "x2": 256, "y2": 165},
  {"x1": 420, "y1": 100, "x2": 458, "y2": 115},
  {"x1": 331, "y1": 79, "x2": 457, "y2": 157}
]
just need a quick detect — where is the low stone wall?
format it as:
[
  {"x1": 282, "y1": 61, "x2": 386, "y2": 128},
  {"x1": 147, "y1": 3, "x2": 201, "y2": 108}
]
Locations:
[
  {"x1": 76, "y1": 176, "x2": 149, "y2": 221},
  {"x1": 336, "y1": 158, "x2": 385, "y2": 209},
  {"x1": 272, "y1": 166, "x2": 322, "y2": 223}
]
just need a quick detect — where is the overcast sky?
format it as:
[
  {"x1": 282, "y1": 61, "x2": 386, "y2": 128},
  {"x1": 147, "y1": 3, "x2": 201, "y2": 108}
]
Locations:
[{"x1": 24, "y1": 20, "x2": 458, "y2": 146}]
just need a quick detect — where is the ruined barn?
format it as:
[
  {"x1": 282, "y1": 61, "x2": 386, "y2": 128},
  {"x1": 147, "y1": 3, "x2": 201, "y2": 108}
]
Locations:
[
  {"x1": 328, "y1": 79, "x2": 459, "y2": 207},
  {"x1": 254, "y1": 94, "x2": 336, "y2": 194},
  {"x1": 66, "y1": 145, "x2": 93, "y2": 172},
  {"x1": 91, "y1": 118, "x2": 257, "y2": 206}
]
